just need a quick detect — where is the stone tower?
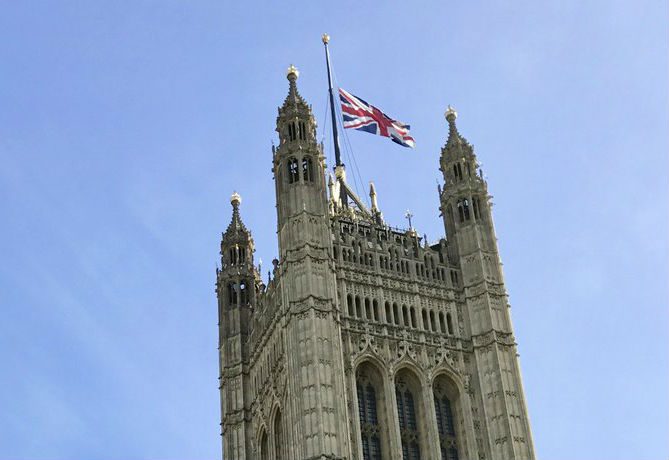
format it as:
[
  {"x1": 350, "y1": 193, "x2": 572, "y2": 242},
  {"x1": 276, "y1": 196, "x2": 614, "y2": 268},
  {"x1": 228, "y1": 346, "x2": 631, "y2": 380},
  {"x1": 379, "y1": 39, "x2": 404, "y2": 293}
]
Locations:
[{"x1": 216, "y1": 67, "x2": 536, "y2": 460}]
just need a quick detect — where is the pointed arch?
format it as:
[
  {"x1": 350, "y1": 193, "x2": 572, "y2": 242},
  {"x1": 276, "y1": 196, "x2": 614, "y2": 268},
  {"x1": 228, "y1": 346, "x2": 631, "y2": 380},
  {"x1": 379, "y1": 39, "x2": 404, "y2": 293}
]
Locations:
[
  {"x1": 302, "y1": 156, "x2": 313, "y2": 182},
  {"x1": 394, "y1": 367, "x2": 426, "y2": 460},
  {"x1": 355, "y1": 360, "x2": 390, "y2": 460},
  {"x1": 258, "y1": 427, "x2": 269, "y2": 460},
  {"x1": 287, "y1": 157, "x2": 299, "y2": 184},
  {"x1": 432, "y1": 373, "x2": 463, "y2": 460},
  {"x1": 273, "y1": 408, "x2": 284, "y2": 460}
]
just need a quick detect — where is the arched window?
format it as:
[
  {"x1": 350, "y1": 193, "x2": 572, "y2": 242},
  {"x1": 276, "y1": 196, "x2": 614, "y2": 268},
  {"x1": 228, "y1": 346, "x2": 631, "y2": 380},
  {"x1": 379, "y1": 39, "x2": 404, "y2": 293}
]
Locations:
[
  {"x1": 287, "y1": 158, "x2": 299, "y2": 184},
  {"x1": 434, "y1": 379, "x2": 459, "y2": 460},
  {"x1": 422, "y1": 310, "x2": 428, "y2": 330},
  {"x1": 365, "y1": 298, "x2": 372, "y2": 320},
  {"x1": 227, "y1": 282, "x2": 237, "y2": 308},
  {"x1": 395, "y1": 376, "x2": 421, "y2": 460},
  {"x1": 357, "y1": 363, "x2": 389, "y2": 460},
  {"x1": 410, "y1": 307, "x2": 417, "y2": 328},
  {"x1": 429, "y1": 311, "x2": 436, "y2": 332},
  {"x1": 302, "y1": 156, "x2": 313, "y2": 182},
  {"x1": 299, "y1": 121, "x2": 307, "y2": 141},
  {"x1": 356, "y1": 296, "x2": 362, "y2": 318},
  {"x1": 357, "y1": 376, "x2": 382, "y2": 459},
  {"x1": 439, "y1": 312, "x2": 446, "y2": 333},
  {"x1": 385, "y1": 302, "x2": 392, "y2": 324},
  {"x1": 288, "y1": 122, "x2": 297, "y2": 141},
  {"x1": 447, "y1": 313, "x2": 454, "y2": 335},
  {"x1": 473, "y1": 197, "x2": 482, "y2": 220},
  {"x1": 373, "y1": 300, "x2": 379, "y2": 321},
  {"x1": 393, "y1": 303, "x2": 400, "y2": 326},
  {"x1": 402, "y1": 306, "x2": 409, "y2": 327},
  {"x1": 347, "y1": 294, "x2": 354, "y2": 317},
  {"x1": 239, "y1": 280, "x2": 248, "y2": 305},
  {"x1": 274, "y1": 410, "x2": 284, "y2": 460},
  {"x1": 259, "y1": 429, "x2": 269, "y2": 460}
]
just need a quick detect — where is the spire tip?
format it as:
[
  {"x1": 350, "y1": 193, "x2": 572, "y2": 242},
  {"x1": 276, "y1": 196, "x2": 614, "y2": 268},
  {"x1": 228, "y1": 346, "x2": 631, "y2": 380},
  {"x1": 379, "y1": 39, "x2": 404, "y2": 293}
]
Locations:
[
  {"x1": 286, "y1": 64, "x2": 299, "y2": 80},
  {"x1": 322, "y1": 33, "x2": 330, "y2": 45},
  {"x1": 445, "y1": 105, "x2": 457, "y2": 122},
  {"x1": 230, "y1": 191, "x2": 242, "y2": 207}
]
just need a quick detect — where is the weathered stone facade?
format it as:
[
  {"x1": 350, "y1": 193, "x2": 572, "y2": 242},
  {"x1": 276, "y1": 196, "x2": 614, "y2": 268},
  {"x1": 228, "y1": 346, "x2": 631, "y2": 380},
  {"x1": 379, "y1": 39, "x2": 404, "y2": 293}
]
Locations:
[{"x1": 215, "y1": 67, "x2": 535, "y2": 460}]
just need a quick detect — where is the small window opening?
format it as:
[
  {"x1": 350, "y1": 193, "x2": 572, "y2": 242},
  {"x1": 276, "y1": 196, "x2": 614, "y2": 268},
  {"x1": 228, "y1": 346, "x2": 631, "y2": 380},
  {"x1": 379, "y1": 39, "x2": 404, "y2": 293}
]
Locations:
[
  {"x1": 302, "y1": 157, "x2": 313, "y2": 182},
  {"x1": 287, "y1": 158, "x2": 299, "y2": 184}
]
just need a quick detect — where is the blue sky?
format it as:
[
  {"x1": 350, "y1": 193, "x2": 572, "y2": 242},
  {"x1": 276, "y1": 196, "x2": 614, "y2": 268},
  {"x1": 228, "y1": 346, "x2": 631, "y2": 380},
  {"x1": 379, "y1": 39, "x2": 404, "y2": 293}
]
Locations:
[{"x1": 0, "y1": 1, "x2": 666, "y2": 459}]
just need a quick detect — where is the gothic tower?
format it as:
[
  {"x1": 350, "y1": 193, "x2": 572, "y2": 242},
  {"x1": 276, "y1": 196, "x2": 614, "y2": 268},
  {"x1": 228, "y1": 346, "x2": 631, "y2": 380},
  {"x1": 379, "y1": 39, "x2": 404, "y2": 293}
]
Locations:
[
  {"x1": 216, "y1": 192, "x2": 260, "y2": 459},
  {"x1": 438, "y1": 107, "x2": 535, "y2": 458},
  {"x1": 216, "y1": 67, "x2": 536, "y2": 460}
]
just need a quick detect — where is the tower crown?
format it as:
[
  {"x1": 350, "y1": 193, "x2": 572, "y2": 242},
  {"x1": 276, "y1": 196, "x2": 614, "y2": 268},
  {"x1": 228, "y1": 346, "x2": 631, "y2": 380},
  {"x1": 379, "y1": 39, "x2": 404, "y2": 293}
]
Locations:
[
  {"x1": 276, "y1": 65, "x2": 316, "y2": 145},
  {"x1": 221, "y1": 192, "x2": 254, "y2": 268},
  {"x1": 439, "y1": 107, "x2": 483, "y2": 187}
]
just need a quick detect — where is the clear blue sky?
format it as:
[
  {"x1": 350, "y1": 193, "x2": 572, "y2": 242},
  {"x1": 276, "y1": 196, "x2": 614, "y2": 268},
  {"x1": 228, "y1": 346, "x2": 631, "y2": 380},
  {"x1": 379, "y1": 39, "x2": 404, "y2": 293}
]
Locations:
[{"x1": 0, "y1": 1, "x2": 666, "y2": 459}]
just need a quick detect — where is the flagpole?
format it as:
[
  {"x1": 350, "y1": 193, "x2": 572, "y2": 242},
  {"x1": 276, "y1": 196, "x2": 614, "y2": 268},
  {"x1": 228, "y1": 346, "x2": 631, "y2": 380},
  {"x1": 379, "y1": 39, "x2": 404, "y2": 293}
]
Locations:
[
  {"x1": 322, "y1": 33, "x2": 348, "y2": 207},
  {"x1": 322, "y1": 34, "x2": 342, "y2": 168}
]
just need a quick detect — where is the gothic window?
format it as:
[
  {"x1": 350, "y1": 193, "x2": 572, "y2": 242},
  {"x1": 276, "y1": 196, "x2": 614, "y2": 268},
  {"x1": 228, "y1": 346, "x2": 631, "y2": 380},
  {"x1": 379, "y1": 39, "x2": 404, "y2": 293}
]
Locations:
[
  {"x1": 450, "y1": 270, "x2": 459, "y2": 286},
  {"x1": 393, "y1": 303, "x2": 400, "y2": 326},
  {"x1": 274, "y1": 410, "x2": 284, "y2": 460},
  {"x1": 439, "y1": 312, "x2": 446, "y2": 333},
  {"x1": 259, "y1": 429, "x2": 269, "y2": 460},
  {"x1": 302, "y1": 156, "x2": 313, "y2": 182},
  {"x1": 422, "y1": 310, "x2": 428, "y2": 330},
  {"x1": 239, "y1": 280, "x2": 249, "y2": 305},
  {"x1": 239, "y1": 247, "x2": 246, "y2": 264},
  {"x1": 410, "y1": 307, "x2": 417, "y2": 328},
  {"x1": 395, "y1": 376, "x2": 421, "y2": 460},
  {"x1": 288, "y1": 122, "x2": 297, "y2": 141},
  {"x1": 447, "y1": 313, "x2": 454, "y2": 335},
  {"x1": 434, "y1": 380, "x2": 459, "y2": 460},
  {"x1": 402, "y1": 306, "x2": 409, "y2": 327},
  {"x1": 347, "y1": 295, "x2": 354, "y2": 317},
  {"x1": 456, "y1": 199, "x2": 471, "y2": 223},
  {"x1": 373, "y1": 300, "x2": 379, "y2": 321},
  {"x1": 227, "y1": 283, "x2": 237, "y2": 308},
  {"x1": 287, "y1": 157, "x2": 299, "y2": 184},
  {"x1": 473, "y1": 197, "x2": 482, "y2": 220},
  {"x1": 385, "y1": 302, "x2": 392, "y2": 324},
  {"x1": 466, "y1": 162, "x2": 471, "y2": 177},
  {"x1": 453, "y1": 163, "x2": 463, "y2": 182},
  {"x1": 365, "y1": 298, "x2": 372, "y2": 320},
  {"x1": 299, "y1": 121, "x2": 307, "y2": 141},
  {"x1": 229, "y1": 248, "x2": 236, "y2": 265},
  {"x1": 357, "y1": 365, "x2": 386, "y2": 460},
  {"x1": 430, "y1": 311, "x2": 437, "y2": 332},
  {"x1": 356, "y1": 296, "x2": 362, "y2": 318}
]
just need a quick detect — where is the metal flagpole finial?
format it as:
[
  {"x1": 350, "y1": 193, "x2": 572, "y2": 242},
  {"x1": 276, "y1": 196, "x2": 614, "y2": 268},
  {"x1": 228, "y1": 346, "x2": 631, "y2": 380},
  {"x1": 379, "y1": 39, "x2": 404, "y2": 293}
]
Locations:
[{"x1": 322, "y1": 33, "x2": 330, "y2": 44}]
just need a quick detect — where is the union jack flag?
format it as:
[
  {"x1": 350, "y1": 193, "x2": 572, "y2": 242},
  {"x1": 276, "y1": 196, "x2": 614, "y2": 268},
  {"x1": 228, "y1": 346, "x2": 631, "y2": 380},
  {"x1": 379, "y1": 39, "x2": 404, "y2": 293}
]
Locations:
[{"x1": 339, "y1": 88, "x2": 415, "y2": 148}]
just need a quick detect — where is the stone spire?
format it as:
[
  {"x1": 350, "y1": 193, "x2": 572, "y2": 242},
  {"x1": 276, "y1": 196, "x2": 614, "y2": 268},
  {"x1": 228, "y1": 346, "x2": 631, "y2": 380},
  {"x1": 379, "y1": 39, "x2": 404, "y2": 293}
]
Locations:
[
  {"x1": 279, "y1": 64, "x2": 311, "y2": 117},
  {"x1": 440, "y1": 106, "x2": 480, "y2": 184},
  {"x1": 222, "y1": 192, "x2": 252, "y2": 244}
]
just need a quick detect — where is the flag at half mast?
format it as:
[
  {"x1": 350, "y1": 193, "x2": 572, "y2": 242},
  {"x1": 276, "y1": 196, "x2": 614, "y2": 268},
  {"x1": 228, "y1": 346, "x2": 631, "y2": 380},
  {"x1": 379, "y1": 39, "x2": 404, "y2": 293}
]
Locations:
[{"x1": 339, "y1": 88, "x2": 415, "y2": 148}]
